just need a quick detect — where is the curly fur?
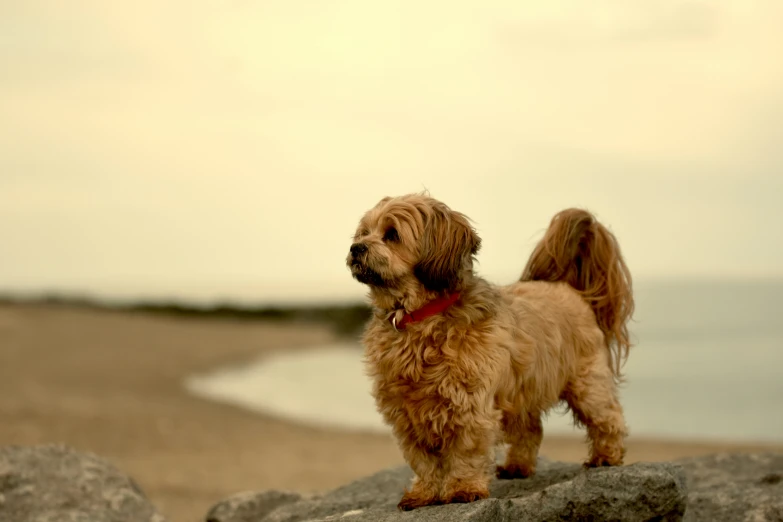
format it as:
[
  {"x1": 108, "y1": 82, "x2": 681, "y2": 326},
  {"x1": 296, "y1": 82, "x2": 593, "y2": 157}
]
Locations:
[{"x1": 346, "y1": 193, "x2": 635, "y2": 510}]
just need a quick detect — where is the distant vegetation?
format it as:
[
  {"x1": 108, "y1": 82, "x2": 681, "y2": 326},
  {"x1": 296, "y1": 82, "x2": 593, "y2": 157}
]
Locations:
[{"x1": 0, "y1": 294, "x2": 372, "y2": 338}]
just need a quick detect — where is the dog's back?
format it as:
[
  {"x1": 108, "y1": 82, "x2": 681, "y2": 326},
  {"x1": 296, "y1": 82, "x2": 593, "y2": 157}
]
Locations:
[{"x1": 496, "y1": 280, "x2": 603, "y2": 408}]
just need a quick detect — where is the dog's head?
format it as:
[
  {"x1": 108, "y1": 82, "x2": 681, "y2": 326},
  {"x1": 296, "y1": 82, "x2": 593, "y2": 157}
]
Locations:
[{"x1": 346, "y1": 194, "x2": 481, "y2": 295}]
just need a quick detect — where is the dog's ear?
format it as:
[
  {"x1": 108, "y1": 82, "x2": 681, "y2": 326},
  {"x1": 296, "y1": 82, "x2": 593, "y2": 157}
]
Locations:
[{"x1": 414, "y1": 205, "x2": 481, "y2": 291}]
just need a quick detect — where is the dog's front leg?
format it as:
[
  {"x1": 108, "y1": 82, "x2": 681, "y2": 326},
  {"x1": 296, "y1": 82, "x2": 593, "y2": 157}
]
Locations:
[
  {"x1": 397, "y1": 443, "x2": 442, "y2": 511},
  {"x1": 438, "y1": 414, "x2": 496, "y2": 505}
]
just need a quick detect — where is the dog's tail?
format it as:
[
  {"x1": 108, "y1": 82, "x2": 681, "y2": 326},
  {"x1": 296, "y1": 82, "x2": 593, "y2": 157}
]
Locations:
[{"x1": 520, "y1": 208, "x2": 634, "y2": 380}]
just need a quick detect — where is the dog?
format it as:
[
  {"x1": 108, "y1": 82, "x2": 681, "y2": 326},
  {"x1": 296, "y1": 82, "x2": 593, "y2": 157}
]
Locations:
[{"x1": 346, "y1": 193, "x2": 634, "y2": 511}]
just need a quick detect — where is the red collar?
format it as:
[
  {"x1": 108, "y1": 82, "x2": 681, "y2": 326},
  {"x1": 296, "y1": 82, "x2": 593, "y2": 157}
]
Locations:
[{"x1": 390, "y1": 293, "x2": 461, "y2": 331}]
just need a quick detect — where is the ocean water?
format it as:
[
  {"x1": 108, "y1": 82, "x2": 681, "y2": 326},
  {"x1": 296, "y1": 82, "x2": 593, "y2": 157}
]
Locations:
[{"x1": 185, "y1": 280, "x2": 783, "y2": 443}]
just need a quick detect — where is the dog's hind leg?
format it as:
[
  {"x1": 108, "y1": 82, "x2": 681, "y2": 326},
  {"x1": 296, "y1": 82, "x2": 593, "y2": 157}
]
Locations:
[
  {"x1": 496, "y1": 409, "x2": 543, "y2": 479},
  {"x1": 564, "y1": 354, "x2": 627, "y2": 467}
]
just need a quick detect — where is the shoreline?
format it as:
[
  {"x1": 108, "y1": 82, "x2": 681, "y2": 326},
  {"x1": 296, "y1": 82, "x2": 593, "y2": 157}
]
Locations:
[{"x1": 1, "y1": 303, "x2": 780, "y2": 521}]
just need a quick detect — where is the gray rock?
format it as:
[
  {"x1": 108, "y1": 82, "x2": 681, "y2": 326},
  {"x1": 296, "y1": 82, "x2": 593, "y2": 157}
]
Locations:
[
  {"x1": 206, "y1": 491, "x2": 302, "y2": 522},
  {"x1": 680, "y1": 452, "x2": 783, "y2": 522},
  {"x1": 205, "y1": 457, "x2": 687, "y2": 522},
  {"x1": 0, "y1": 443, "x2": 166, "y2": 522}
]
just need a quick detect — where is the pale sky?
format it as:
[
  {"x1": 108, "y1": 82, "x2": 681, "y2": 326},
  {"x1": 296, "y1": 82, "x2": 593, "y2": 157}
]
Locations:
[{"x1": 1, "y1": 1, "x2": 782, "y2": 304}]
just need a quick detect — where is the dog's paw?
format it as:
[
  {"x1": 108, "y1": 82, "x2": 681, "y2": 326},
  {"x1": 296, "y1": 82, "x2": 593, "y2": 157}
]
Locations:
[
  {"x1": 397, "y1": 492, "x2": 440, "y2": 511},
  {"x1": 496, "y1": 463, "x2": 535, "y2": 479},
  {"x1": 583, "y1": 455, "x2": 622, "y2": 468},
  {"x1": 441, "y1": 488, "x2": 489, "y2": 505}
]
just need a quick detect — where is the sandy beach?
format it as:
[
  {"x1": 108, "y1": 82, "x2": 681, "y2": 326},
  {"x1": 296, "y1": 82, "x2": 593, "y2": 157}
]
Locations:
[{"x1": 0, "y1": 304, "x2": 780, "y2": 522}]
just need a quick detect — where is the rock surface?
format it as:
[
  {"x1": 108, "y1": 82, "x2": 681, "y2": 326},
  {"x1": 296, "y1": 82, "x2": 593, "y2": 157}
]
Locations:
[
  {"x1": 206, "y1": 457, "x2": 688, "y2": 522},
  {"x1": 683, "y1": 452, "x2": 783, "y2": 521},
  {"x1": 0, "y1": 443, "x2": 166, "y2": 522},
  {"x1": 206, "y1": 452, "x2": 783, "y2": 522},
  {"x1": 206, "y1": 491, "x2": 303, "y2": 522},
  {"x1": 2, "y1": 444, "x2": 780, "y2": 522}
]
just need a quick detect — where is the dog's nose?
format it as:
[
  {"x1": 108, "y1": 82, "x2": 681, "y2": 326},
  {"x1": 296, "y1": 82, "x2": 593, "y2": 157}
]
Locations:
[{"x1": 350, "y1": 243, "x2": 368, "y2": 257}]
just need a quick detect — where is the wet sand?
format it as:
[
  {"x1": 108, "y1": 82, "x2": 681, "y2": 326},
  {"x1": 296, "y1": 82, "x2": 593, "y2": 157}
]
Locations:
[{"x1": 0, "y1": 304, "x2": 780, "y2": 521}]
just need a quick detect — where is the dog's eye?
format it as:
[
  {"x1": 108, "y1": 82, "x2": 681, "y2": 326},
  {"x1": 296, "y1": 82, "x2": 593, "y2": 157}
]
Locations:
[{"x1": 383, "y1": 227, "x2": 399, "y2": 242}]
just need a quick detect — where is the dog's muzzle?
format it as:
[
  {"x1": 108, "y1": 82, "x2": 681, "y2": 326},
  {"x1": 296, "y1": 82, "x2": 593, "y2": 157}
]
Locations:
[{"x1": 350, "y1": 243, "x2": 368, "y2": 260}]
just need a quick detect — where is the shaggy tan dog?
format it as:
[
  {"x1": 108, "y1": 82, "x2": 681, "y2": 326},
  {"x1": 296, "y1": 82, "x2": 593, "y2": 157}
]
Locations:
[{"x1": 346, "y1": 193, "x2": 634, "y2": 510}]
